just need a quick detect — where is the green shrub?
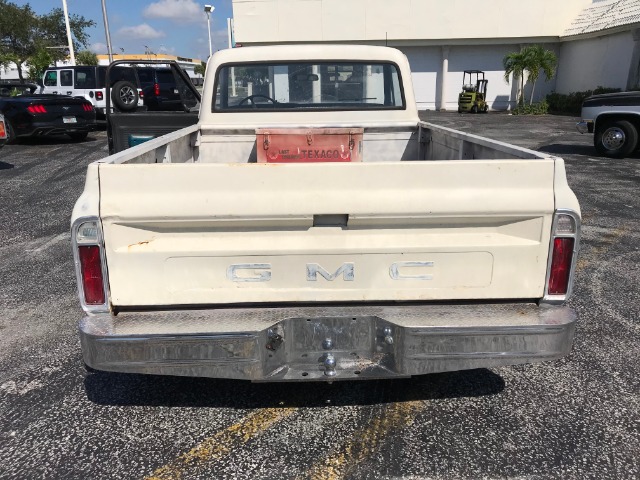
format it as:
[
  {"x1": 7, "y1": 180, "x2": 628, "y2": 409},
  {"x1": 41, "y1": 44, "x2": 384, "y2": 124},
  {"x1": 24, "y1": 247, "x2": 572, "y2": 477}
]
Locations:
[
  {"x1": 546, "y1": 87, "x2": 621, "y2": 115},
  {"x1": 511, "y1": 100, "x2": 549, "y2": 115}
]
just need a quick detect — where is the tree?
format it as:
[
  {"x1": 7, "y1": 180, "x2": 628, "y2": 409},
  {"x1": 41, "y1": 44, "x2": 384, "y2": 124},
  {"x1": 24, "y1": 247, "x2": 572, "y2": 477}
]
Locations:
[
  {"x1": 524, "y1": 45, "x2": 557, "y2": 105},
  {"x1": 76, "y1": 50, "x2": 98, "y2": 66},
  {"x1": 504, "y1": 45, "x2": 558, "y2": 106},
  {"x1": 503, "y1": 50, "x2": 527, "y2": 106},
  {"x1": 0, "y1": 1, "x2": 38, "y2": 82},
  {"x1": 26, "y1": 47, "x2": 52, "y2": 81},
  {"x1": 0, "y1": 0, "x2": 95, "y2": 82},
  {"x1": 194, "y1": 61, "x2": 206, "y2": 76}
]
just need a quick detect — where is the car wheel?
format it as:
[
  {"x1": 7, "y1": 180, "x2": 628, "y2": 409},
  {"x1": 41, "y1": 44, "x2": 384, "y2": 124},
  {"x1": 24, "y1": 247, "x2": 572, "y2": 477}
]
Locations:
[
  {"x1": 594, "y1": 120, "x2": 638, "y2": 158},
  {"x1": 111, "y1": 80, "x2": 138, "y2": 112},
  {"x1": 4, "y1": 119, "x2": 16, "y2": 144},
  {"x1": 68, "y1": 132, "x2": 89, "y2": 142}
]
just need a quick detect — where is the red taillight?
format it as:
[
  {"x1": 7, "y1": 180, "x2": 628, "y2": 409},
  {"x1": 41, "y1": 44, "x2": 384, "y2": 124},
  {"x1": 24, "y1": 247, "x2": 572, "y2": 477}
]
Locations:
[
  {"x1": 78, "y1": 246, "x2": 105, "y2": 305},
  {"x1": 154, "y1": 83, "x2": 160, "y2": 96},
  {"x1": 27, "y1": 104, "x2": 47, "y2": 114},
  {"x1": 82, "y1": 104, "x2": 94, "y2": 112},
  {"x1": 548, "y1": 238, "x2": 574, "y2": 295},
  {"x1": 0, "y1": 120, "x2": 5, "y2": 139},
  {"x1": 95, "y1": 91, "x2": 103, "y2": 100}
]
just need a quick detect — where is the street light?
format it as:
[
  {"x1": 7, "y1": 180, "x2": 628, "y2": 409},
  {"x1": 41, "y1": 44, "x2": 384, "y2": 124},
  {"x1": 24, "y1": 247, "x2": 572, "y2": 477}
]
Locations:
[
  {"x1": 61, "y1": 0, "x2": 75, "y2": 65},
  {"x1": 204, "y1": 4, "x2": 214, "y2": 58}
]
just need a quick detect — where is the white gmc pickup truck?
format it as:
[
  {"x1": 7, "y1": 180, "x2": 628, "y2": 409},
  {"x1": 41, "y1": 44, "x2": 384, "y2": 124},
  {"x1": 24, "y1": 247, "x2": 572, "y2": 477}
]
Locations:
[{"x1": 73, "y1": 45, "x2": 581, "y2": 381}]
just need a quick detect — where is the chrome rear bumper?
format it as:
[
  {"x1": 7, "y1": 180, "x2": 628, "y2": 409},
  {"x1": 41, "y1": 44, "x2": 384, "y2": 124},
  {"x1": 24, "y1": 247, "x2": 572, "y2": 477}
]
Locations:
[{"x1": 80, "y1": 303, "x2": 576, "y2": 381}]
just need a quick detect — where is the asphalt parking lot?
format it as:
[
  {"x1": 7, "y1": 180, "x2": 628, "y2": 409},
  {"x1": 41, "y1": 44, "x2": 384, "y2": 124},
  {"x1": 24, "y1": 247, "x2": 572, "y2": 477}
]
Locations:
[{"x1": 0, "y1": 112, "x2": 638, "y2": 480}]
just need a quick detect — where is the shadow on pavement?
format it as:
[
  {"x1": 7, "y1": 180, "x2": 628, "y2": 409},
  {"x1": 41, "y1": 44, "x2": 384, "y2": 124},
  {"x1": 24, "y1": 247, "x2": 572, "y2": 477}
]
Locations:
[
  {"x1": 84, "y1": 368, "x2": 505, "y2": 409},
  {"x1": 538, "y1": 143, "x2": 640, "y2": 159},
  {"x1": 537, "y1": 144, "x2": 597, "y2": 156},
  {"x1": 0, "y1": 160, "x2": 14, "y2": 170},
  {"x1": 14, "y1": 134, "x2": 101, "y2": 146}
]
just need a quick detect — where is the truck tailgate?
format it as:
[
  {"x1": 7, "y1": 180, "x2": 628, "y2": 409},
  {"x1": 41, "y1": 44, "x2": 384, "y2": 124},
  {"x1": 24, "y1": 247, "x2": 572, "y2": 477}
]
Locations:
[{"x1": 98, "y1": 160, "x2": 556, "y2": 307}]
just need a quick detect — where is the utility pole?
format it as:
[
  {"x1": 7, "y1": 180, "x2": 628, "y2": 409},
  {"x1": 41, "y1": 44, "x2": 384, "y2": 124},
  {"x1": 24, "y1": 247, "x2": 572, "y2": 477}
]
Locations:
[
  {"x1": 101, "y1": 0, "x2": 114, "y2": 62},
  {"x1": 61, "y1": 0, "x2": 75, "y2": 65}
]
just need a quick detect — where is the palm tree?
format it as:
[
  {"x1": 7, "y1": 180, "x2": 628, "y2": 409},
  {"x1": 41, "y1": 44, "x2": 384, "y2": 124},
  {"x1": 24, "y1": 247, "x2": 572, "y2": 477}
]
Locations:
[
  {"x1": 523, "y1": 45, "x2": 557, "y2": 105},
  {"x1": 503, "y1": 51, "x2": 527, "y2": 106}
]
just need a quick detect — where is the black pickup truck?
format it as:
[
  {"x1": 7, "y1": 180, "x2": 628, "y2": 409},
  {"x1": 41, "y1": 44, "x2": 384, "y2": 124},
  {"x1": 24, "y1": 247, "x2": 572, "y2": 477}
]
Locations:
[{"x1": 577, "y1": 91, "x2": 640, "y2": 158}]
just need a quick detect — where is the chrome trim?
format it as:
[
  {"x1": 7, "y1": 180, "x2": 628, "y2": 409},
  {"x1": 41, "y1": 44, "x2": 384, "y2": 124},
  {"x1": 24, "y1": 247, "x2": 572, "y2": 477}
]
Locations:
[
  {"x1": 576, "y1": 121, "x2": 590, "y2": 134},
  {"x1": 601, "y1": 126, "x2": 626, "y2": 151},
  {"x1": 79, "y1": 303, "x2": 576, "y2": 381},
  {"x1": 71, "y1": 216, "x2": 111, "y2": 314},
  {"x1": 542, "y1": 209, "x2": 581, "y2": 305}
]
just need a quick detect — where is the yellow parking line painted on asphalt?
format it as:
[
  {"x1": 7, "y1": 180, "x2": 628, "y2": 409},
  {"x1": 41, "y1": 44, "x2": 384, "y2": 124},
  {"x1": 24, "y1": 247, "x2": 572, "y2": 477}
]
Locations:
[
  {"x1": 304, "y1": 401, "x2": 424, "y2": 480},
  {"x1": 145, "y1": 407, "x2": 297, "y2": 480}
]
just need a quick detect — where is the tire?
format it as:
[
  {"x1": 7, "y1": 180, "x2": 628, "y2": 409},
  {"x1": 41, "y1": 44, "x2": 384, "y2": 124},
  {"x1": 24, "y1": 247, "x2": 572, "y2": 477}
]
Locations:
[
  {"x1": 471, "y1": 105, "x2": 479, "y2": 114},
  {"x1": 4, "y1": 119, "x2": 16, "y2": 144},
  {"x1": 68, "y1": 131, "x2": 89, "y2": 142},
  {"x1": 482, "y1": 105, "x2": 489, "y2": 113},
  {"x1": 594, "y1": 120, "x2": 638, "y2": 158},
  {"x1": 111, "y1": 80, "x2": 138, "y2": 112},
  {"x1": 457, "y1": 108, "x2": 463, "y2": 114}
]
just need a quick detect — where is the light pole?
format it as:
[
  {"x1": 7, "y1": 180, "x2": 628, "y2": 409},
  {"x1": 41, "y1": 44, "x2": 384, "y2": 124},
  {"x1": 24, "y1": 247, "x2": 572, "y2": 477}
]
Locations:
[
  {"x1": 204, "y1": 5, "x2": 214, "y2": 58},
  {"x1": 100, "y1": 0, "x2": 114, "y2": 62},
  {"x1": 61, "y1": 0, "x2": 75, "y2": 65}
]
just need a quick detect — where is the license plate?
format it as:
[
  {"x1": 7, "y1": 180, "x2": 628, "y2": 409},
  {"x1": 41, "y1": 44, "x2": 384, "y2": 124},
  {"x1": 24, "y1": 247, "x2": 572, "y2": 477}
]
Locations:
[{"x1": 63, "y1": 116, "x2": 77, "y2": 124}]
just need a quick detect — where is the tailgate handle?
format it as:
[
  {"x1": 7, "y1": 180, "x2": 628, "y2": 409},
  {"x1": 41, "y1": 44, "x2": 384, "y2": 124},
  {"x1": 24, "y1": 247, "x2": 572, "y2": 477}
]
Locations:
[{"x1": 313, "y1": 214, "x2": 348, "y2": 227}]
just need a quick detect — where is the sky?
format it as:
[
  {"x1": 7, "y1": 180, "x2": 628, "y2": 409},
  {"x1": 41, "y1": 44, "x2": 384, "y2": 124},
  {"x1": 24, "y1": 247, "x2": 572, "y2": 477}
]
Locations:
[{"x1": 13, "y1": 0, "x2": 234, "y2": 61}]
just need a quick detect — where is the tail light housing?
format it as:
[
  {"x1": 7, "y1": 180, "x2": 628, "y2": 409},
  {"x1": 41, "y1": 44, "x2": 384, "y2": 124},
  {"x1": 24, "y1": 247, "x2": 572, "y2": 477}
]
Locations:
[
  {"x1": 95, "y1": 91, "x2": 104, "y2": 101},
  {"x1": 27, "y1": 104, "x2": 47, "y2": 114},
  {"x1": 154, "y1": 83, "x2": 160, "y2": 96},
  {"x1": 544, "y1": 210, "x2": 580, "y2": 303},
  {"x1": 73, "y1": 218, "x2": 109, "y2": 312},
  {"x1": 82, "y1": 103, "x2": 94, "y2": 112},
  {"x1": 0, "y1": 118, "x2": 6, "y2": 139}
]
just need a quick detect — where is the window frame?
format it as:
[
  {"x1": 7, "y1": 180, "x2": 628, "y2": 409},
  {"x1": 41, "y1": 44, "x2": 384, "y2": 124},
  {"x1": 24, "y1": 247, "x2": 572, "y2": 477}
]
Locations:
[{"x1": 211, "y1": 60, "x2": 407, "y2": 113}]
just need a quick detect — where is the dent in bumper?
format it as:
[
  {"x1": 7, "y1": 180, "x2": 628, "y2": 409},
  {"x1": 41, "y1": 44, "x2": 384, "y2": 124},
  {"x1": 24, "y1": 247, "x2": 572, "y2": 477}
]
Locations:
[{"x1": 80, "y1": 304, "x2": 576, "y2": 381}]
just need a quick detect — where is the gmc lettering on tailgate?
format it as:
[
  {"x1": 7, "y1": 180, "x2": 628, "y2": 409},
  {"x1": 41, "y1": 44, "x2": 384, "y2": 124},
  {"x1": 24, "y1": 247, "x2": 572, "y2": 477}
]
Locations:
[{"x1": 226, "y1": 262, "x2": 434, "y2": 282}]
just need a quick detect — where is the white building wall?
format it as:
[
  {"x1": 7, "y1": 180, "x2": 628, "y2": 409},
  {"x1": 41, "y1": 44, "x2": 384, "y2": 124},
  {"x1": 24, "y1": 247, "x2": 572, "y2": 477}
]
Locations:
[
  {"x1": 556, "y1": 31, "x2": 636, "y2": 93},
  {"x1": 233, "y1": 0, "x2": 590, "y2": 44}
]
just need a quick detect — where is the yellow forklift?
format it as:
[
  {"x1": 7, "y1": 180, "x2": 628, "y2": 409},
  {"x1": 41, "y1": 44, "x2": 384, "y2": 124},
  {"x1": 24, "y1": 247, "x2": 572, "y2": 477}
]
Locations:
[{"x1": 457, "y1": 70, "x2": 488, "y2": 113}]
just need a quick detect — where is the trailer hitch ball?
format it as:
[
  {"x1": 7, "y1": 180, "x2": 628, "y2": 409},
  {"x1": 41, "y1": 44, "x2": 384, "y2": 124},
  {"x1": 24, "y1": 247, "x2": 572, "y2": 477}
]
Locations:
[
  {"x1": 383, "y1": 326, "x2": 394, "y2": 345},
  {"x1": 323, "y1": 353, "x2": 337, "y2": 377}
]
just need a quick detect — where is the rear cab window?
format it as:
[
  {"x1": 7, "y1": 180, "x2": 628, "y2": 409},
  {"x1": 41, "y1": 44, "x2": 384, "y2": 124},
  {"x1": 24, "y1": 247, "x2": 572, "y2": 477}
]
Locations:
[
  {"x1": 136, "y1": 68, "x2": 155, "y2": 88},
  {"x1": 214, "y1": 61, "x2": 405, "y2": 111},
  {"x1": 156, "y1": 70, "x2": 176, "y2": 85}
]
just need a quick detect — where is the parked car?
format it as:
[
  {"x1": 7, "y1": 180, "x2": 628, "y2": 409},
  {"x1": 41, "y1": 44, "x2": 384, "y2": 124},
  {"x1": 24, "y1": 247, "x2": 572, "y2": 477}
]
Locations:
[
  {"x1": 576, "y1": 91, "x2": 640, "y2": 158},
  {"x1": 0, "y1": 113, "x2": 6, "y2": 149},
  {"x1": 0, "y1": 82, "x2": 96, "y2": 142},
  {"x1": 135, "y1": 66, "x2": 198, "y2": 111},
  {"x1": 40, "y1": 65, "x2": 143, "y2": 119}
]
